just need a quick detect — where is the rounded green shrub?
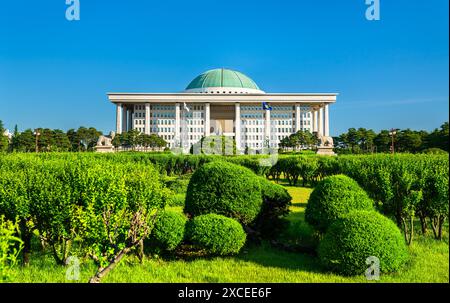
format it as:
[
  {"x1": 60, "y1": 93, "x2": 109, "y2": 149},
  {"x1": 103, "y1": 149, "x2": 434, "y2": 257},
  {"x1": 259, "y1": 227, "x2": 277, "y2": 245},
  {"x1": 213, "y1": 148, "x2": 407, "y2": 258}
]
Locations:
[
  {"x1": 184, "y1": 161, "x2": 262, "y2": 225},
  {"x1": 318, "y1": 210, "x2": 409, "y2": 276},
  {"x1": 187, "y1": 214, "x2": 246, "y2": 255},
  {"x1": 421, "y1": 148, "x2": 448, "y2": 155},
  {"x1": 305, "y1": 174, "x2": 373, "y2": 232},
  {"x1": 148, "y1": 210, "x2": 187, "y2": 251}
]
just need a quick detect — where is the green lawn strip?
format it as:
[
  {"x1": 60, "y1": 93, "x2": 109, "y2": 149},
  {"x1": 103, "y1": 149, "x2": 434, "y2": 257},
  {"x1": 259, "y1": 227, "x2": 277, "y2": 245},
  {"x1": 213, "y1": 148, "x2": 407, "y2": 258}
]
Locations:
[{"x1": 5, "y1": 185, "x2": 448, "y2": 283}]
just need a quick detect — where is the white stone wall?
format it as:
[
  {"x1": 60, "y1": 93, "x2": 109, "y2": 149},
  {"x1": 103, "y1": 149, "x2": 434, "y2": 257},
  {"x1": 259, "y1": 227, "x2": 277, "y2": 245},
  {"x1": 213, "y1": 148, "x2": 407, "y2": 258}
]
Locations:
[
  {"x1": 240, "y1": 105, "x2": 265, "y2": 150},
  {"x1": 181, "y1": 104, "x2": 205, "y2": 146},
  {"x1": 129, "y1": 102, "x2": 316, "y2": 150}
]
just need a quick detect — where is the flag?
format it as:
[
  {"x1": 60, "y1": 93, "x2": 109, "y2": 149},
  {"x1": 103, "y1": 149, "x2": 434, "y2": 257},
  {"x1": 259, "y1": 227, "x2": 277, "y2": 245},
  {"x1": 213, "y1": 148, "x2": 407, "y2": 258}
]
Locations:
[
  {"x1": 262, "y1": 102, "x2": 272, "y2": 110},
  {"x1": 183, "y1": 102, "x2": 190, "y2": 112}
]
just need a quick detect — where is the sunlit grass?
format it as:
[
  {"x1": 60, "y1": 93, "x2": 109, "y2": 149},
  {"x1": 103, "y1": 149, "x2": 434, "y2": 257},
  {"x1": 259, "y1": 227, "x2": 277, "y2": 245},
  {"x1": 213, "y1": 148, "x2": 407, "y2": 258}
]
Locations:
[{"x1": 5, "y1": 184, "x2": 448, "y2": 283}]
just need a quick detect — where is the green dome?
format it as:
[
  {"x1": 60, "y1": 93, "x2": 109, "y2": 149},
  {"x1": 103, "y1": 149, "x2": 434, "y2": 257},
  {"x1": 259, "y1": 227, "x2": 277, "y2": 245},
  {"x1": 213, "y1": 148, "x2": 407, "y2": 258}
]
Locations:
[{"x1": 185, "y1": 68, "x2": 262, "y2": 92}]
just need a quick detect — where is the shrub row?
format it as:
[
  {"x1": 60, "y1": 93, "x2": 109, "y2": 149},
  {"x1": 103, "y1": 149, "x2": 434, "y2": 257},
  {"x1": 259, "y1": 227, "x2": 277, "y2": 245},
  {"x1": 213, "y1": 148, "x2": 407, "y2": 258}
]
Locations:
[
  {"x1": 337, "y1": 154, "x2": 449, "y2": 243},
  {"x1": 0, "y1": 154, "x2": 168, "y2": 282},
  {"x1": 267, "y1": 154, "x2": 448, "y2": 244}
]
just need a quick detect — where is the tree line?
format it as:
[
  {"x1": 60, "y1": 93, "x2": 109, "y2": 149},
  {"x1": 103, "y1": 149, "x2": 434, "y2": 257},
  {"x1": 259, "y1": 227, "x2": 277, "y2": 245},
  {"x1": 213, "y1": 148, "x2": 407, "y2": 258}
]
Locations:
[
  {"x1": 334, "y1": 122, "x2": 448, "y2": 154},
  {"x1": 0, "y1": 122, "x2": 102, "y2": 152},
  {"x1": 1, "y1": 120, "x2": 448, "y2": 154},
  {"x1": 112, "y1": 129, "x2": 168, "y2": 150},
  {"x1": 0, "y1": 122, "x2": 168, "y2": 153}
]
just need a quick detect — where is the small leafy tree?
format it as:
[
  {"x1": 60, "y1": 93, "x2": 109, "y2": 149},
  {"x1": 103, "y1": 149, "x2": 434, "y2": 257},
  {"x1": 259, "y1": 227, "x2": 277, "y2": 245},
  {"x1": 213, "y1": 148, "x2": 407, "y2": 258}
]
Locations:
[
  {"x1": 75, "y1": 163, "x2": 167, "y2": 283},
  {"x1": 0, "y1": 167, "x2": 34, "y2": 265},
  {"x1": 29, "y1": 162, "x2": 76, "y2": 265},
  {"x1": 422, "y1": 162, "x2": 449, "y2": 239},
  {"x1": 0, "y1": 215, "x2": 23, "y2": 281}
]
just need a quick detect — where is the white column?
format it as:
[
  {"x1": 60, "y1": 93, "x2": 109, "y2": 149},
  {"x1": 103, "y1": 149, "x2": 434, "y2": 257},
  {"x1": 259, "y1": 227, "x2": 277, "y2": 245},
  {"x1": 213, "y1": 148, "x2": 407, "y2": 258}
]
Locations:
[
  {"x1": 116, "y1": 103, "x2": 123, "y2": 134},
  {"x1": 205, "y1": 103, "x2": 210, "y2": 137},
  {"x1": 122, "y1": 106, "x2": 128, "y2": 132},
  {"x1": 175, "y1": 103, "x2": 180, "y2": 144},
  {"x1": 318, "y1": 106, "x2": 324, "y2": 137},
  {"x1": 324, "y1": 104, "x2": 330, "y2": 137},
  {"x1": 312, "y1": 109, "x2": 318, "y2": 133},
  {"x1": 295, "y1": 103, "x2": 301, "y2": 132},
  {"x1": 235, "y1": 103, "x2": 241, "y2": 150},
  {"x1": 127, "y1": 108, "x2": 133, "y2": 132},
  {"x1": 265, "y1": 108, "x2": 271, "y2": 145},
  {"x1": 145, "y1": 103, "x2": 150, "y2": 135}
]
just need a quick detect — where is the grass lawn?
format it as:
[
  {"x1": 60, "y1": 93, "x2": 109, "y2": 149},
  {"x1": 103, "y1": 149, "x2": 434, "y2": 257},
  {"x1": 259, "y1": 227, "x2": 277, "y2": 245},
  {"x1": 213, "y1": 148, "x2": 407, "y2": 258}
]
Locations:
[{"x1": 6, "y1": 185, "x2": 449, "y2": 283}]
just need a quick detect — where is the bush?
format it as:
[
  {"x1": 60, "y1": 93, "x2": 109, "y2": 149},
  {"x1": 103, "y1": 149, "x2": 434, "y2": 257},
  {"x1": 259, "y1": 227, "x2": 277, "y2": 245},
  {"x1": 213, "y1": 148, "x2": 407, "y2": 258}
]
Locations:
[
  {"x1": 337, "y1": 154, "x2": 449, "y2": 245},
  {"x1": 421, "y1": 148, "x2": 448, "y2": 154},
  {"x1": 318, "y1": 210, "x2": 409, "y2": 275},
  {"x1": 148, "y1": 210, "x2": 187, "y2": 251},
  {"x1": 165, "y1": 177, "x2": 190, "y2": 194},
  {"x1": 184, "y1": 161, "x2": 262, "y2": 225},
  {"x1": 75, "y1": 162, "x2": 168, "y2": 282},
  {"x1": 0, "y1": 215, "x2": 23, "y2": 281},
  {"x1": 167, "y1": 193, "x2": 186, "y2": 207},
  {"x1": 305, "y1": 175, "x2": 373, "y2": 232},
  {"x1": 252, "y1": 177, "x2": 292, "y2": 237},
  {"x1": 186, "y1": 214, "x2": 246, "y2": 255}
]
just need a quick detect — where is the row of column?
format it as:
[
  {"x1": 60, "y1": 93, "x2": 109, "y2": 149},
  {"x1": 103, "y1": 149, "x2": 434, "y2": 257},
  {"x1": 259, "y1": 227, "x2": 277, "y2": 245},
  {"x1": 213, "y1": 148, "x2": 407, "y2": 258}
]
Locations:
[
  {"x1": 299, "y1": 104, "x2": 330, "y2": 137},
  {"x1": 116, "y1": 103, "x2": 151, "y2": 135},
  {"x1": 115, "y1": 102, "x2": 330, "y2": 138}
]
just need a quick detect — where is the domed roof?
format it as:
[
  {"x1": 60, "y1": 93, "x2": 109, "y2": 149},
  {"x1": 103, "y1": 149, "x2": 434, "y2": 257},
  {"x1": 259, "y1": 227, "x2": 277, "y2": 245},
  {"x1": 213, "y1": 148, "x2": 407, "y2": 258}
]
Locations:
[{"x1": 184, "y1": 68, "x2": 264, "y2": 94}]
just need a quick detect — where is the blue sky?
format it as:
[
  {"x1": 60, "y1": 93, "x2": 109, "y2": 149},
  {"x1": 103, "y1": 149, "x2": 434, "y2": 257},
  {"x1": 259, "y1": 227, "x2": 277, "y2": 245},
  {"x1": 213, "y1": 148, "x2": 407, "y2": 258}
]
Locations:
[{"x1": 0, "y1": 0, "x2": 448, "y2": 135}]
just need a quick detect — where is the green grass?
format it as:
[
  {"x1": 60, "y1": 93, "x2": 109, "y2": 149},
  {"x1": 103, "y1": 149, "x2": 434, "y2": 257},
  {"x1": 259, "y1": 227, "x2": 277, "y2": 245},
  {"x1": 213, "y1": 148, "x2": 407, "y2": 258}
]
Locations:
[{"x1": 4, "y1": 185, "x2": 449, "y2": 283}]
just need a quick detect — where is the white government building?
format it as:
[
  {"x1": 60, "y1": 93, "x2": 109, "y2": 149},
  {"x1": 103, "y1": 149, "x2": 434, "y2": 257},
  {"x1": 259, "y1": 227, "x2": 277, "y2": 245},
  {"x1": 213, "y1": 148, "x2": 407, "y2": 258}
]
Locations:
[{"x1": 107, "y1": 69, "x2": 337, "y2": 151}]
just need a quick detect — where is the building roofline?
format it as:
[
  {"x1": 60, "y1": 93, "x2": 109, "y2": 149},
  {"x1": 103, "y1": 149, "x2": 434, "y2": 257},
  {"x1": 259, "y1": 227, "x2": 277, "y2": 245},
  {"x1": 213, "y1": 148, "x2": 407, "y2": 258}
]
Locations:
[
  {"x1": 107, "y1": 92, "x2": 339, "y2": 96},
  {"x1": 107, "y1": 92, "x2": 337, "y2": 105}
]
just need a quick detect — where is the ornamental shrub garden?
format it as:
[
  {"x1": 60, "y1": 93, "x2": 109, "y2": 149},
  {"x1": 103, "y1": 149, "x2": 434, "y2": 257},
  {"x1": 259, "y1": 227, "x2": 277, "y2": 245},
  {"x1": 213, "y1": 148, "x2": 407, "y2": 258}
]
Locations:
[{"x1": 0, "y1": 152, "x2": 447, "y2": 282}]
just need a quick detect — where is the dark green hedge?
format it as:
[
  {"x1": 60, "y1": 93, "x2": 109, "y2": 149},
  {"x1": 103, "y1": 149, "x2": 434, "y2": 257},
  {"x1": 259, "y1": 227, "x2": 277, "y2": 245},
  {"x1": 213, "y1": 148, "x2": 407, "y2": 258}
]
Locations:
[
  {"x1": 148, "y1": 210, "x2": 187, "y2": 251},
  {"x1": 184, "y1": 161, "x2": 262, "y2": 225},
  {"x1": 252, "y1": 177, "x2": 292, "y2": 237},
  {"x1": 318, "y1": 210, "x2": 409, "y2": 275}
]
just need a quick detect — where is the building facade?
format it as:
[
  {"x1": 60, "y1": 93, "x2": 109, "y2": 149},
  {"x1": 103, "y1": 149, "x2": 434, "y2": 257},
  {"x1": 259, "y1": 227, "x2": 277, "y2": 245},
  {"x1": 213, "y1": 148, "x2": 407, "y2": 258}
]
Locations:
[{"x1": 108, "y1": 69, "x2": 337, "y2": 151}]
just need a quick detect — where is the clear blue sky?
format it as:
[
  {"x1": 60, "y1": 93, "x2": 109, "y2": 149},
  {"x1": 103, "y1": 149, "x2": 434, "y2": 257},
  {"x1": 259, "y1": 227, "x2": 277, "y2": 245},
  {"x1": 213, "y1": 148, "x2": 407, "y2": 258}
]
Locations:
[{"x1": 0, "y1": 0, "x2": 448, "y2": 135}]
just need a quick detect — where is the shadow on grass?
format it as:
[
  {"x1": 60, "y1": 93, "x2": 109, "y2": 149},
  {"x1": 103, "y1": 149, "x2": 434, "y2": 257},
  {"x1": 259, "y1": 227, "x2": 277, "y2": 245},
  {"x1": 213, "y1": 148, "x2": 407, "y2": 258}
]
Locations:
[
  {"x1": 236, "y1": 242, "x2": 324, "y2": 274},
  {"x1": 158, "y1": 242, "x2": 324, "y2": 274}
]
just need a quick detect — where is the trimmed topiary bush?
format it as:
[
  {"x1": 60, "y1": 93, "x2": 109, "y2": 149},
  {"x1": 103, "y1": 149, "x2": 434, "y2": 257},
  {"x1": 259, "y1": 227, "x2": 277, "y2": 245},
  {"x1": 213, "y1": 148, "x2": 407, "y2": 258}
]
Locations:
[
  {"x1": 148, "y1": 210, "x2": 187, "y2": 251},
  {"x1": 186, "y1": 214, "x2": 246, "y2": 255},
  {"x1": 252, "y1": 177, "x2": 292, "y2": 237},
  {"x1": 318, "y1": 210, "x2": 408, "y2": 275},
  {"x1": 305, "y1": 174, "x2": 374, "y2": 232},
  {"x1": 184, "y1": 161, "x2": 262, "y2": 225}
]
